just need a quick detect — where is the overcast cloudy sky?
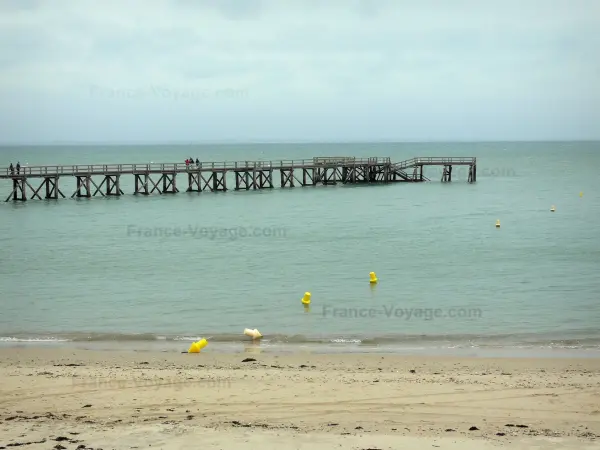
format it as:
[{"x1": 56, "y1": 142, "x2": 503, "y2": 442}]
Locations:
[{"x1": 0, "y1": 0, "x2": 598, "y2": 143}]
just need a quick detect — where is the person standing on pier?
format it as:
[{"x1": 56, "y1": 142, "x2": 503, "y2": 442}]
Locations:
[
  {"x1": 16, "y1": 162, "x2": 20, "y2": 174},
  {"x1": 195, "y1": 158, "x2": 200, "y2": 168},
  {"x1": 9, "y1": 163, "x2": 14, "y2": 175}
]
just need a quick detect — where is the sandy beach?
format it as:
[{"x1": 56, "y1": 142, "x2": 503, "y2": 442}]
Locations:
[{"x1": 1, "y1": 348, "x2": 599, "y2": 449}]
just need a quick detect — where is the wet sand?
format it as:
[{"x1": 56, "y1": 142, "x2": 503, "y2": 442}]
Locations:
[{"x1": 1, "y1": 348, "x2": 599, "y2": 449}]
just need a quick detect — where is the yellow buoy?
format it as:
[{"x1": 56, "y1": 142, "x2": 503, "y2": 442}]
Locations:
[
  {"x1": 188, "y1": 338, "x2": 208, "y2": 353},
  {"x1": 301, "y1": 292, "x2": 311, "y2": 305},
  {"x1": 580, "y1": 192, "x2": 583, "y2": 197},
  {"x1": 495, "y1": 219, "x2": 500, "y2": 228},
  {"x1": 243, "y1": 328, "x2": 263, "y2": 340},
  {"x1": 550, "y1": 205, "x2": 555, "y2": 212},
  {"x1": 369, "y1": 272, "x2": 378, "y2": 284}
]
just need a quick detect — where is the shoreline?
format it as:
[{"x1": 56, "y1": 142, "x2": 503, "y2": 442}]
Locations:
[
  {"x1": 2, "y1": 338, "x2": 600, "y2": 359},
  {"x1": 2, "y1": 348, "x2": 600, "y2": 449}
]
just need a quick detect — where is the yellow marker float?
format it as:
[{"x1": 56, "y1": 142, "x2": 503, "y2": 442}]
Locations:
[
  {"x1": 301, "y1": 292, "x2": 311, "y2": 305},
  {"x1": 369, "y1": 272, "x2": 378, "y2": 284},
  {"x1": 188, "y1": 338, "x2": 208, "y2": 353}
]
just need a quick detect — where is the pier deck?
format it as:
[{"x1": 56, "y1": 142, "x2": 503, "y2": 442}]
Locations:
[{"x1": 1, "y1": 156, "x2": 476, "y2": 201}]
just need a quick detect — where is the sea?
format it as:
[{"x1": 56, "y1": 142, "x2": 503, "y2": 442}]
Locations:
[{"x1": 1, "y1": 142, "x2": 599, "y2": 358}]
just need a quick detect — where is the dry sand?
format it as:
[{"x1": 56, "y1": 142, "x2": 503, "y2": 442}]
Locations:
[{"x1": 1, "y1": 348, "x2": 599, "y2": 449}]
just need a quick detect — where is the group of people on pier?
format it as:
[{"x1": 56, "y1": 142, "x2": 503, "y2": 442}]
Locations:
[
  {"x1": 185, "y1": 157, "x2": 201, "y2": 168},
  {"x1": 8, "y1": 162, "x2": 21, "y2": 174}
]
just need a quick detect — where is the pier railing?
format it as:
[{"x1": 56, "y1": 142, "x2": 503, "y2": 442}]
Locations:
[
  {"x1": 394, "y1": 157, "x2": 476, "y2": 169},
  {"x1": 1, "y1": 157, "x2": 393, "y2": 177}
]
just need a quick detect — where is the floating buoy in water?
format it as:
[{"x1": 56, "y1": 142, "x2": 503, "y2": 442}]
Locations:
[
  {"x1": 301, "y1": 292, "x2": 311, "y2": 305},
  {"x1": 244, "y1": 328, "x2": 262, "y2": 340},
  {"x1": 495, "y1": 220, "x2": 500, "y2": 228},
  {"x1": 550, "y1": 205, "x2": 555, "y2": 212},
  {"x1": 369, "y1": 272, "x2": 378, "y2": 284},
  {"x1": 188, "y1": 338, "x2": 208, "y2": 353},
  {"x1": 580, "y1": 192, "x2": 583, "y2": 197}
]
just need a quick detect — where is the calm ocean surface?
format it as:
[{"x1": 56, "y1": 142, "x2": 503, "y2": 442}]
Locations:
[{"x1": 1, "y1": 142, "x2": 599, "y2": 357}]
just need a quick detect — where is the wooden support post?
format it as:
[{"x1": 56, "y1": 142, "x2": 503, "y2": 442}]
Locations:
[
  {"x1": 441, "y1": 166, "x2": 449, "y2": 182},
  {"x1": 216, "y1": 171, "x2": 226, "y2": 191},
  {"x1": 46, "y1": 178, "x2": 53, "y2": 198},
  {"x1": 45, "y1": 179, "x2": 52, "y2": 198},
  {"x1": 162, "y1": 173, "x2": 178, "y2": 193},
  {"x1": 40, "y1": 177, "x2": 64, "y2": 199},
  {"x1": 361, "y1": 166, "x2": 368, "y2": 182},
  {"x1": 326, "y1": 167, "x2": 332, "y2": 183},
  {"x1": 235, "y1": 171, "x2": 249, "y2": 190},
  {"x1": 326, "y1": 168, "x2": 337, "y2": 185},
  {"x1": 441, "y1": 165, "x2": 453, "y2": 182},
  {"x1": 5, "y1": 178, "x2": 27, "y2": 201},
  {"x1": 254, "y1": 170, "x2": 271, "y2": 189},
  {"x1": 17, "y1": 179, "x2": 26, "y2": 201},
  {"x1": 280, "y1": 169, "x2": 295, "y2": 187},
  {"x1": 48, "y1": 177, "x2": 62, "y2": 198},
  {"x1": 134, "y1": 174, "x2": 150, "y2": 194},
  {"x1": 72, "y1": 176, "x2": 91, "y2": 198},
  {"x1": 209, "y1": 171, "x2": 227, "y2": 191},
  {"x1": 316, "y1": 168, "x2": 323, "y2": 184},
  {"x1": 115, "y1": 174, "x2": 122, "y2": 195},
  {"x1": 188, "y1": 172, "x2": 202, "y2": 192}
]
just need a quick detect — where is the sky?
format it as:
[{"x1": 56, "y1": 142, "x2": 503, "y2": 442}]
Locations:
[{"x1": 0, "y1": 0, "x2": 599, "y2": 143}]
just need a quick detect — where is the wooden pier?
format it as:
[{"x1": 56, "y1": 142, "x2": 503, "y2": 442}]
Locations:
[{"x1": 0, "y1": 156, "x2": 476, "y2": 202}]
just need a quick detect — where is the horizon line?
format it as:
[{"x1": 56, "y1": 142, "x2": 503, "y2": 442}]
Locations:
[{"x1": 1, "y1": 139, "x2": 599, "y2": 146}]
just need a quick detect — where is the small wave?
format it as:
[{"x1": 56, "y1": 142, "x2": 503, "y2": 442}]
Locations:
[
  {"x1": 71, "y1": 333, "x2": 158, "y2": 342},
  {"x1": 330, "y1": 338, "x2": 362, "y2": 344},
  {"x1": 1, "y1": 332, "x2": 600, "y2": 349},
  {"x1": 0, "y1": 336, "x2": 70, "y2": 342}
]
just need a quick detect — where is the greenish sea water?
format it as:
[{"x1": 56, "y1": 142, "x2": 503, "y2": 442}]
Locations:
[{"x1": 1, "y1": 142, "x2": 599, "y2": 356}]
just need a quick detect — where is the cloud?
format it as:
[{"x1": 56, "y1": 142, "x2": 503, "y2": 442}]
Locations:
[{"x1": 0, "y1": 0, "x2": 599, "y2": 142}]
